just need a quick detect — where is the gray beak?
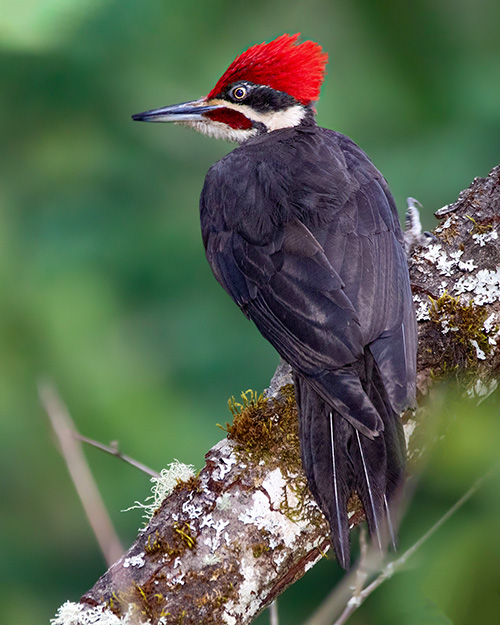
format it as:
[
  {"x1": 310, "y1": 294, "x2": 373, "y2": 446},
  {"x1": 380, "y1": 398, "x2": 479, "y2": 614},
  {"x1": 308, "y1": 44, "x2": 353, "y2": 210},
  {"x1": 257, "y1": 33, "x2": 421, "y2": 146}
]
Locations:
[{"x1": 132, "y1": 98, "x2": 224, "y2": 123}]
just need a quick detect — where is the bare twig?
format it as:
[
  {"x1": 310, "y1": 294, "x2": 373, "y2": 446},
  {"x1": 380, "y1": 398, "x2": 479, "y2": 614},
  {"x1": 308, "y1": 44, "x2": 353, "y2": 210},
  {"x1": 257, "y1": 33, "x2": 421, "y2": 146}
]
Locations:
[
  {"x1": 39, "y1": 380, "x2": 124, "y2": 566},
  {"x1": 74, "y1": 433, "x2": 159, "y2": 478},
  {"x1": 269, "y1": 601, "x2": 279, "y2": 625},
  {"x1": 361, "y1": 465, "x2": 497, "y2": 594},
  {"x1": 331, "y1": 528, "x2": 370, "y2": 625},
  {"x1": 352, "y1": 526, "x2": 368, "y2": 597},
  {"x1": 304, "y1": 467, "x2": 496, "y2": 625},
  {"x1": 301, "y1": 527, "x2": 384, "y2": 625}
]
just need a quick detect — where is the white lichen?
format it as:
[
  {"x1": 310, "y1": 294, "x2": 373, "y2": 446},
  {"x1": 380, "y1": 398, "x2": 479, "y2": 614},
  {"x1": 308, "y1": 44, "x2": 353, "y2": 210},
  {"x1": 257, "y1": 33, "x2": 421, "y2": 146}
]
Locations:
[
  {"x1": 403, "y1": 419, "x2": 417, "y2": 447},
  {"x1": 483, "y1": 313, "x2": 499, "y2": 346},
  {"x1": 414, "y1": 297, "x2": 431, "y2": 321},
  {"x1": 239, "y1": 557, "x2": 264, "y2": 615},
  {"x1": 123, "y1": 553, "x2": 145, "y2": 568},
  {"x1": 472, "y1": 229, "x2": 498, "y2": 246},
  {"x1": 222, "y1": 611, "x2": 237, "y2": 625},
  {"x1": 440, "y1": 318, "x2": 450, "y2": 334},
  {"x1": 239, "y1": 468, "x2": 305, "y2": 549},
  {"x1": 182, "y1": 494, "x2": 204, "y2": 520},
  {"x1": 201, "y1": 513, "x2": 231, "y2": 551},
  {"x1": 419, "y1": 243, "x2": 471, "y2": 279},
  {"x1": 437, "y1": 253, "x2": 458, "y2": 276},
  {"x1": 224, "y1": 549, "x2": 269, "y2": 624},
  {"x1": 51, "y1": 601, "x2": 125, "y2": 625},
  {"x1": 170, "y1": 572, "x2": 185, "y2": 586},
  {"x1": 204, "y1": 534, "x2": 219, "y2": 552},
  {"x1": 421, "y1": 243, "x2": 443, "y2": 264},
  {"x1": 304, "y1": 551, "x2": 323, "y2": 573},
  {"x1": 199, "y1": 512, "x2": 214, "y2": 529},
  {"x1": 216, "y1": 492, "x2": 232, "y2": 510},
  {"x1": 273, "y1": 550, "x2": 288, "y2": 568},
  {"x1": 467, "y1": 378, "x2": 499, "y2": 402},
  {"x1": 213, "y1": 519, "x2": 230, "y2": 542},
  {"x1": 202, "y1": 553, "x2": 221, "y2": 566},
  {"x1": 470, "y1": 339, "x2": 487, "y2": 360},
  {"x1": 453, "y1": 268, "x2": 500, "y2": 304},
  {"x1": 214, "y1": 454, "x2": 238, "y2": 481},
  {"x1": 123, "y1": 461, "x2": 195, "y2": 523},
  {"x1": 458, "y1": 258, "x2": 477, "y2": 272},
  {"x1": 483, "y1": 313, "x2": 497, "y2": 333}
]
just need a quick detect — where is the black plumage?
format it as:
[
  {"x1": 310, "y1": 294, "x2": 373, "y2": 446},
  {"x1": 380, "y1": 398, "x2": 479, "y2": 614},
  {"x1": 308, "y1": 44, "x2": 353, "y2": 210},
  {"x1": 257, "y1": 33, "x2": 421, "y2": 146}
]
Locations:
[{"x1": 200, "y1": 110, "x2": 417, "y2": 568}]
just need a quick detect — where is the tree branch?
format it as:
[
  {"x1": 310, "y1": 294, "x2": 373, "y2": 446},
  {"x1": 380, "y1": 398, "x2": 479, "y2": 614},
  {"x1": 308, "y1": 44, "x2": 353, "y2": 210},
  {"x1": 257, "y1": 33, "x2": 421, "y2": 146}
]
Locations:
[
  {"x1": 51, "y1": 165, "x2": 500, "y2": 625},
  {"x1": 74, "y1": 433, "x2": 160, "y2": 479}
]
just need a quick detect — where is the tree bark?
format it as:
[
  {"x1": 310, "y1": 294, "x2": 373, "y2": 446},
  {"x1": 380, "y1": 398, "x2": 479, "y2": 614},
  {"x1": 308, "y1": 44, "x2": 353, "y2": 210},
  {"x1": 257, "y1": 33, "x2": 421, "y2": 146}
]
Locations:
[{"x1": 52, "y1": 165, "x2": 500, "y2": 625}]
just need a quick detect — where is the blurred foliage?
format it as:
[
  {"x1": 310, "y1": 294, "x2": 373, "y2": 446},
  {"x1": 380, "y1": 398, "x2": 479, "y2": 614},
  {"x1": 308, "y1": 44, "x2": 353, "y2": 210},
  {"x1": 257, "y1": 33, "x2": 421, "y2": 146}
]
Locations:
[{"x1": 0, "y1": 1, "x2": 499, "y2": 623}]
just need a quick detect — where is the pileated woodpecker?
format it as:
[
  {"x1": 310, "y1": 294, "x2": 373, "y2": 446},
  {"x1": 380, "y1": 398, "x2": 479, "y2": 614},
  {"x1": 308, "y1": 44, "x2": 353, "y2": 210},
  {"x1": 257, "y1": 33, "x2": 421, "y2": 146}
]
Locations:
[{"x1": 133, "y1": 33, "x2": 417, "y2": 569}]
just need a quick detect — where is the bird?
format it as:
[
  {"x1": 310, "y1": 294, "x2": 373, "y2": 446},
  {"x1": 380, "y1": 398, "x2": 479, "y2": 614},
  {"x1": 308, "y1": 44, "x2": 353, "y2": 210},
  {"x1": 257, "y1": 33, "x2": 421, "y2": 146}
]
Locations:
[{"x1": 132, "y1": 33, "x2": 417, "y2": 569}]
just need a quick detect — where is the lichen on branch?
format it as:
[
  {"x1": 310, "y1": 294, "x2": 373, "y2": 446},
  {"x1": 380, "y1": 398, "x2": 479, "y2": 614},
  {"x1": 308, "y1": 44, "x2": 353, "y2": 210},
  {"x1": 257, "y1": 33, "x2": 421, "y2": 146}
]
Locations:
[{"x1": 410, "y1": 164, "x2": 500, "y2": 397}]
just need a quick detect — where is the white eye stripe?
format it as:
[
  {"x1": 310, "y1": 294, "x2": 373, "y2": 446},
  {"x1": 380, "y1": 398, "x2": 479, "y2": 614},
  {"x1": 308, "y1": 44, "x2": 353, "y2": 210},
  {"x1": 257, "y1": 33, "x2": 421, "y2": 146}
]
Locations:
[{"x1": 223, "y1": 102, "x2": 306, "y2": 131}]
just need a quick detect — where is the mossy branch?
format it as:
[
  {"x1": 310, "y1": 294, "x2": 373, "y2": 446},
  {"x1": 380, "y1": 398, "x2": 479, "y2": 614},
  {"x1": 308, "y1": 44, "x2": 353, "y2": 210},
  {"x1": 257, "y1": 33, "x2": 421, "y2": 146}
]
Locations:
[{"x1": 52, "y1": 165, "x2": 500, "y2": 625}]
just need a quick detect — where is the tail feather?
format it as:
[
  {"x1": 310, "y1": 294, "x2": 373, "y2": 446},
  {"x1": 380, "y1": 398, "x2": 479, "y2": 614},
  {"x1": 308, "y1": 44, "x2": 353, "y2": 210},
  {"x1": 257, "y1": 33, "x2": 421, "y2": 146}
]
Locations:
[
  {"x1": 352, "y1": 428, "x2": 386, "y2": 551},
  {"x1": 365, "y1": 362, "x2": 406, "y2": 502},
  {"x1": 364, "y1": 354, "x2": 406, "y2": 549},
  {"x1": 384, "y1": 493, "x2": 397, "y2": 551},
  {"x1": 358, "y1": 349, "x2": 405, "y2": 551},
  {"x1": 308, "y1": 388, "x2": 351, "y2": 568},
  {"x1": 294, "y1": 351, "x2": 406, "y2": 569},
  {"x1": 327, "y1": 411, "x2": 351, "y2": 569},
  {"x1": 295, "y1": 373, "x2": 351, "y2": 568}
]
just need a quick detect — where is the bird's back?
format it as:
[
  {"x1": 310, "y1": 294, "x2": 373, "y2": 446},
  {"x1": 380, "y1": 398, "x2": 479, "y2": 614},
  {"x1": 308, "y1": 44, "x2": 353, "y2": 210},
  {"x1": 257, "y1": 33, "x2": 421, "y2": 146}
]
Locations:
[{"x1": 201, "y1": 121, "x2": 415, "y2": 409}]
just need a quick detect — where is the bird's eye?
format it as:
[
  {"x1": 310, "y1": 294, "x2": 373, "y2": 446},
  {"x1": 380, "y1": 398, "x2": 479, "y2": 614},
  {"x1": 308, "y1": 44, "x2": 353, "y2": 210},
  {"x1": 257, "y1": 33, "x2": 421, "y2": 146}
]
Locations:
[{"x1": 232, "y1": 86, "x2": 247, "y2": 100}]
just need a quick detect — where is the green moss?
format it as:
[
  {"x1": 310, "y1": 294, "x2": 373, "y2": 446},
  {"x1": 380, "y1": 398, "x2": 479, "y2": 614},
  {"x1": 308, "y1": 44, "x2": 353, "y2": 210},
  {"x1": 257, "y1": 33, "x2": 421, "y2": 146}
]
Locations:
[
  {"x1": 251, "y1": 542, "x2": 270, "y2": 558},
  {"x1": 222, "y1": 386, "x2": 301, "y2": 479},
  {"x1": 169, "y1": 570, "x2": 239, "y2": 625},
  {"x1": 427, "y1": 293, "x2": 496, "y2": 379},
  {"x1": 173, "y1": 474, "x2": 202, "y2": 495},
  {"x1": 144, "y1": 529, "x2": 185, "y2": 560},
  {"x1": 465, "y1": 215, "x2": 493, "y2": 235},
  {"x1": 105, "y1": 583, "x2": 155, "y2": 622},
  {"x1": 144, "y1": 530, "x2": 162, "y2": 555},
  {"x1": 173, "y1": 521, "x2": 197, "y2": 550},
  {"x1": 222, "y1": 385, "x2": 326, "y2": 529},
  {"x1": 105, "y1": 543, "x2": 240, "y2": 624},
  {"x1": 436, "y1": 220, "x2": 459, "y2": 243},
  {"x1": 106, "y1": 592, "x2": 122, "y2": 617}
]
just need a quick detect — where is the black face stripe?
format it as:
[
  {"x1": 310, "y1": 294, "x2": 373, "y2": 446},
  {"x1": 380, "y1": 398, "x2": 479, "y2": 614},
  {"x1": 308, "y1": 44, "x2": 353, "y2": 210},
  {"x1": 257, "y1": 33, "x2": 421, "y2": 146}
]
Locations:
[{"x1": 224, "y1": 82, "x2": 298, "y2": 112}]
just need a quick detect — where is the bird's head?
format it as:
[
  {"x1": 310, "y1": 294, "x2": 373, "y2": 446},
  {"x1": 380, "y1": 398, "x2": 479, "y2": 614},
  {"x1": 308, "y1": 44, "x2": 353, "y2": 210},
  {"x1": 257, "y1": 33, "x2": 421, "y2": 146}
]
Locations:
[{"x1": 132, "y1": 33, "x2": 328, "y2": 143}]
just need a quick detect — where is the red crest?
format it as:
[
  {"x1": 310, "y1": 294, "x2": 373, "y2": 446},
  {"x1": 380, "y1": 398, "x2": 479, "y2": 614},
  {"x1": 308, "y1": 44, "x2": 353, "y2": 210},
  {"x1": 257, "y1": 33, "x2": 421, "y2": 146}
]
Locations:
[{"x1": 207, "y1": 33, "x2": 328, "y2": 105}]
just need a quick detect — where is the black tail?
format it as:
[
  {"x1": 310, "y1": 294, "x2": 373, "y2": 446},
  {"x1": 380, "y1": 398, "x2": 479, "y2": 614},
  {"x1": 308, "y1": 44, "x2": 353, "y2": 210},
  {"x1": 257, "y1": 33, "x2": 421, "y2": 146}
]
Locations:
[{"x1": 294, "y1": 353, "x2": 406, "y2": 569}]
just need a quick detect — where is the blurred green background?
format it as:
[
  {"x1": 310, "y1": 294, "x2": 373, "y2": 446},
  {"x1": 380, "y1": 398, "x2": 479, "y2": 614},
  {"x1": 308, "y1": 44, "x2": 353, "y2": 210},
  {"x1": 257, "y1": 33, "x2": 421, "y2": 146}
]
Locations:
[{"x1": 1, "y1": 1, "x2": 499, "y2": 623}]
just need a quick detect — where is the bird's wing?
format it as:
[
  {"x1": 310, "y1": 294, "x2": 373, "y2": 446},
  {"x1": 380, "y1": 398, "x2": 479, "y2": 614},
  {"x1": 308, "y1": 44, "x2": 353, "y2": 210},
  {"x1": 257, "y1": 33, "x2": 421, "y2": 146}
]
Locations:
[
  {"x1": 315, "y1": 172, "x2": 417, "y2": 414},
  {"x1": 200, "y1": 152, "x2": 397, "y2": 436},
  {"x1": 204, "y1": 216, "x2": 363, "y2": 368},
  {"x1": 208, "y1": 222, "x2": 389, "y2": 437}
]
